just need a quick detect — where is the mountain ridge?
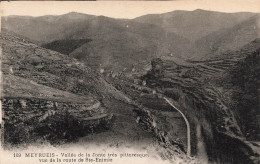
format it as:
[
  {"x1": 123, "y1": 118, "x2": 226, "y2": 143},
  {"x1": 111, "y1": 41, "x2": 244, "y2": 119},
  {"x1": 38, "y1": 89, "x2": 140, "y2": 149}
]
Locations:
[
  {"x1": 195, "y1": 15, "x2": 260, "y2": 59},
  {"x1": 134, "y1": 9, "x2": 257, "y2": 41}
]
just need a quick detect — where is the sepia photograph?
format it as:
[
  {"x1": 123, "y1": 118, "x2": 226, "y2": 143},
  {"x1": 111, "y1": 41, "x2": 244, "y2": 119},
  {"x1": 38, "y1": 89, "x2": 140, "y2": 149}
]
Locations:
[{"x1": 0, "y1": 1, "x2": 259, "y2": 163}]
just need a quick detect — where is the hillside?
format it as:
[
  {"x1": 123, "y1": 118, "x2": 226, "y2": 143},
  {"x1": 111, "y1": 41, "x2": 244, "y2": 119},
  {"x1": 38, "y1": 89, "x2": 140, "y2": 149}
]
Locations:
[
  {"x1": 134, "y1": 9, "x2": 256, "y2": 42},
  {"x1": 0, "y1": 30, "x2": 117, "y2": 99},
  {"x1": 0, "y1": 30, "x2": 112, "y2": 145},
  {"x1": 140, "y1": 39, "x2": 260, "y2": 163},
  {"x1": 1, "y1": 10, "x2": 260, "y2": 163},
  {"x1": 222, "y1": 40, "x2": 260, "y2": 140},
  {"x1": 0, "y1": 31, "x2": 155, "y2": 149},
  {"x1": 0, "y1": 31, "x2": 200, "y2": 163},
  {"x1": 196, "y1": 15, "x2": 260, "y2": 59},
  {"x1": 1, "y1": 12, "x2": 96, "y2": 43},
  {"x1": 42, "y1": 39, "x2": 91, "y2": 55},
  {"x1": 69, "y1": 18, "x2": 196, "y2": 72},
  {"x1": 1, "y1": 12, "x2": 197, "y2": 73},
  {"x1": 2, "y1": 10, "x2": 259, "y2": 73}
]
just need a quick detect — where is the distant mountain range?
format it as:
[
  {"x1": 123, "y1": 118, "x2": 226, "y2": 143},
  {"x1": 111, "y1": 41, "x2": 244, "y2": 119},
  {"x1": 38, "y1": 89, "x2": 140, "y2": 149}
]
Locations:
[
  {"x1": 2, "y1": 9, "x2": 259, "y2": 72},
  {"x1": 134, "y1": 9, "x2": 256, "y2": 41}
]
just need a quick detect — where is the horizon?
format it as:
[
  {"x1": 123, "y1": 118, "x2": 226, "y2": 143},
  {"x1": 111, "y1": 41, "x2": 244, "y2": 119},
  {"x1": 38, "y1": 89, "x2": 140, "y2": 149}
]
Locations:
[
  {"x1": 1, "y1": 0, "x2": 260, "y2": 19},
  {"x1": 3, "y1": 9, "x2": 259, "y2": 20}
]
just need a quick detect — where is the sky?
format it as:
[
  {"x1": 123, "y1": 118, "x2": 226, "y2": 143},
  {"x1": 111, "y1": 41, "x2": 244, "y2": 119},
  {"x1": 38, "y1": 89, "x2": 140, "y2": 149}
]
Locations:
[{"x1": 1, "y1": 0, "x2": 260, "y2": 19}]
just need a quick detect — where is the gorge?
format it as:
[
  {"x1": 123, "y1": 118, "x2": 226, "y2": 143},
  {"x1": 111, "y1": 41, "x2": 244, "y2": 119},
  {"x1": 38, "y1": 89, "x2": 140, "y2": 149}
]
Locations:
[{"x1": 1, "y1": 9, "x2": 260, "y2": 164}]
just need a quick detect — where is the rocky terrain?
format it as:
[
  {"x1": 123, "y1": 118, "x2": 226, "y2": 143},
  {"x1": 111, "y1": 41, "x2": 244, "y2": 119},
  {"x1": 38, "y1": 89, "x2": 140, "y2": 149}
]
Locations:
[
  {"x1": 0, "y1": 30, "x2": 114, "y2": 146},
  {"x1": 1, "y1": 9, "x2": 260, "y2": 164},
  {"x1": 0, "y1": 31, "x2": 143, "y2": 147},
  {"x1": 140, "y1": 39, "x2": 260, "y2": 163},
  {"x1": 0, "y1": 30, "x2": 198, "y2": 163}
]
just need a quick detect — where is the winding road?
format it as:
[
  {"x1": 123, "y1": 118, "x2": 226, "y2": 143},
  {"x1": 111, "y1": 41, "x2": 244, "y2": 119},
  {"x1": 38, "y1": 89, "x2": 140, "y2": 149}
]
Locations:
[{"x1": 163, "y1": 97, "x2": 191, "y2": 156}]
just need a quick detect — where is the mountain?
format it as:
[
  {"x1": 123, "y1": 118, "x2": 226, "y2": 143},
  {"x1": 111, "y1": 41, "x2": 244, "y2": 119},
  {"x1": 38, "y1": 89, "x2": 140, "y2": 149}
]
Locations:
[
  {"x1": 68, "y1": 18, "x2": 196, "y2": 73},
  {"x1": 2, "y1": 13, "x2": 196, "y2": 73},
  {"x1": 195, "y1": 15, "x2": 260, "y2": 59},
  {"x1": 1, "y1": 12, "x2": 96, "y2": 43},
  {"x1": 4, "y1": 10, "x2": 255, "y2": 44},
  {"x1": 0, "y1": 30, "x2": 122, "y2": 100},
  {"x1": 225, "y1": 41, "x2": 260, "y2": 141},
  {"x1": 0, "y1": 30, "x2": 112, "y2": 144},
  {"x1": 1, "y1": 31, "x2": 199, "y2": 163},
  {"x1": 0, "y1": 31, "x2": 154, "y2": 147},
  {"x1": 2, "y1": 10, "x2": 260, "y2": 163},
  {"x1": 141, "y1": 39, "x2": 260, "y2": 163},
  {"x1": 2, "y1": 10, "x2": 259, "y2": 73},
  {"x1": 134, "y1": 9, "x2": 257, "y2": 42}
]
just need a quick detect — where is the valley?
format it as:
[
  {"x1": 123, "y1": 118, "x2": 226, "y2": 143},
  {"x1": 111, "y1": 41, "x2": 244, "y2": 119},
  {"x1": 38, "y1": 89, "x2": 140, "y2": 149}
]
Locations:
[
  {"x1": 0, "y1": 28, "x2": 195, "y2": 163},
  {"x1": 1, "y1": 9, "x2": 260, "y2": 164}
]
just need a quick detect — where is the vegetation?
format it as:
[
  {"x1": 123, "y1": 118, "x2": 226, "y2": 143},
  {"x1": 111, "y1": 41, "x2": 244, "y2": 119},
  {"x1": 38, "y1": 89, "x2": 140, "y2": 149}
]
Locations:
[
  {"x1": 42, "y1": 39, "x2": 91, "y2": 55},
  {"x1": 229, "y1": 49, "x2": 260, "y2": 140}
]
